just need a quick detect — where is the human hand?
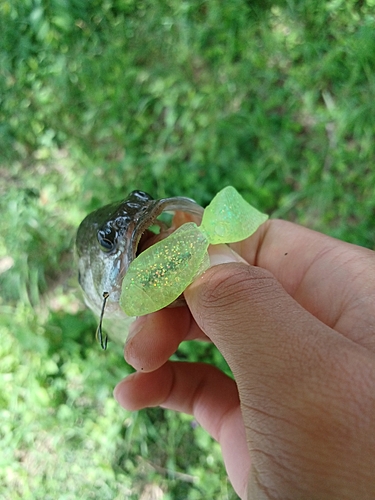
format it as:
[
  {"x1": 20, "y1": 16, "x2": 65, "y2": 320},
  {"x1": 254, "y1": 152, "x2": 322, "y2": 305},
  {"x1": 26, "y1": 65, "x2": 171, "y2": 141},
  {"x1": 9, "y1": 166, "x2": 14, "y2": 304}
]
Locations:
[{"x1": 114, "y1": 220, "x2": 375, "y2": 499}]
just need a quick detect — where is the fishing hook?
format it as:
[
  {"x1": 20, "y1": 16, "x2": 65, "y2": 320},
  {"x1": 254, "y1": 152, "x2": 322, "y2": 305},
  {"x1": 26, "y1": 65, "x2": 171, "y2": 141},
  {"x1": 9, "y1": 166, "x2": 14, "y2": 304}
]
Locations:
[{"x1": 96, "y1": 291, "x2": 109, "y2": 350}]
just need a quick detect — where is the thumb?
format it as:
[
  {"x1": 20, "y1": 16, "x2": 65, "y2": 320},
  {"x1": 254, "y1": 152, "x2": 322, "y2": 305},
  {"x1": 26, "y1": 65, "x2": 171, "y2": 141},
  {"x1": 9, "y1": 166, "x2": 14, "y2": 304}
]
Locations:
[
  {"x1": 185, "y1": 243, "x2": 331, "y2": 383},
  {"x1": 184, "y1": 245, "x2": 366, "y2": 496}
]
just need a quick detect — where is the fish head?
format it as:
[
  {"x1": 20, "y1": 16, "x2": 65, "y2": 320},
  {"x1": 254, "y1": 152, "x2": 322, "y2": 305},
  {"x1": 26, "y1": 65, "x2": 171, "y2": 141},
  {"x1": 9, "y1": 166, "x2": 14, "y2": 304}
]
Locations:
[{"x1": 76, "y1": 190, "x2": 203, "y2": 320}]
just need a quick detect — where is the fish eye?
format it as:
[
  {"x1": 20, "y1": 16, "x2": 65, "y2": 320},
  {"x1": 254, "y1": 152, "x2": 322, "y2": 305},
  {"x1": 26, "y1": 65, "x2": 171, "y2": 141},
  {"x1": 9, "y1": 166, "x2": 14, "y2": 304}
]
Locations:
[
  {"x1": 97, "y1": 229, "x2": 116, "y2": 253},
  {"x1": 99, "y1": 238, "x2": 115, "y2": 252}
]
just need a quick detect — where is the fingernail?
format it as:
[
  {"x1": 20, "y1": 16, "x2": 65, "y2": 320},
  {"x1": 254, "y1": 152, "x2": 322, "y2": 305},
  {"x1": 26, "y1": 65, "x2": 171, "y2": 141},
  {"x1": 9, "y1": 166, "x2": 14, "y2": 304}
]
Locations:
[
  {"x1": 126, "y1": 315, "x2": 148, "y2": 343},
  {"x1": 208, "y1": 244, "x2": 247, "y2": 266}
]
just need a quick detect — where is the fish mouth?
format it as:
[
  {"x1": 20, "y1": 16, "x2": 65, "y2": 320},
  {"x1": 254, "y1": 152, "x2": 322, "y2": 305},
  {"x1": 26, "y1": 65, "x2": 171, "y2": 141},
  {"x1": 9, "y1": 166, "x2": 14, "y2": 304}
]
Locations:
[
  {"x1": 137, "y1": 227, "x2": 173, "y2": 255},
  {"x1": 125, "y1": 196, "x2": 204, "y2": 266},
  {"x1": 136, "y1": 210, "x2": 193, "y2": 255}
]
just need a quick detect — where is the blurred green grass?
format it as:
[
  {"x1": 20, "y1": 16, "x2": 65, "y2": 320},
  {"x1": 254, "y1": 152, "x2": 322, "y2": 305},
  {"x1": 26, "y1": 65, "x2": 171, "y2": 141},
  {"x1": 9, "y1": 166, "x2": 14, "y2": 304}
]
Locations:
[{"x1": 1, "y1": 1, "x2": 375, "y2": 498}]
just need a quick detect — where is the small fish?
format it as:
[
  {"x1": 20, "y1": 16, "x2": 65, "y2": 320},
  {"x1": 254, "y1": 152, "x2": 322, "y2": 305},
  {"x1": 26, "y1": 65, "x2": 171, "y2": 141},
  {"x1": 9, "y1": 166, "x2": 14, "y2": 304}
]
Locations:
[{"x1": 75, "y1": 190, "x2": 203, "y2": 343}]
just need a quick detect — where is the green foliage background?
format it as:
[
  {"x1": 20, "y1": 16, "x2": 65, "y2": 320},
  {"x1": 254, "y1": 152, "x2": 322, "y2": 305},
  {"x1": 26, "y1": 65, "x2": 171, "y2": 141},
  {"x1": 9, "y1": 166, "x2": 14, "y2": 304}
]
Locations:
[{"x1": 1, "y1": 1, "x2": 374, "y2": 498}]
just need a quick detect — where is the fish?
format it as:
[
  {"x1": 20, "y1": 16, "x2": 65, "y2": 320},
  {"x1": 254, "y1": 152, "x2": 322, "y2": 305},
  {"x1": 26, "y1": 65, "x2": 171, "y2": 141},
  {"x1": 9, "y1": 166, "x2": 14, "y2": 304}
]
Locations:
[{"x1": 75, "y1": 190, "x2": 203, "y2": 342}]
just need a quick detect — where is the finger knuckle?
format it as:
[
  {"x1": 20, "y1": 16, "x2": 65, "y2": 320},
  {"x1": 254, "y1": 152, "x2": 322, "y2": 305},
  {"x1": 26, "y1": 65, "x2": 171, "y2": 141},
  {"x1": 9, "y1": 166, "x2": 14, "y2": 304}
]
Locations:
[{"x1": 198, "y1": 263, "x2": 278, "y2": 327}]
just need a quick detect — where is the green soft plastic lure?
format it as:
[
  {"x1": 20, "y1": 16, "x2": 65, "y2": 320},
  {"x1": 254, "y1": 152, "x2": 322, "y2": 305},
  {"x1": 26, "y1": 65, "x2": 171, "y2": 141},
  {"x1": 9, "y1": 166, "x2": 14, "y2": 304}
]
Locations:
[{"x1": 120, "y1": 186, "x2": 268, "y2": 317}]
